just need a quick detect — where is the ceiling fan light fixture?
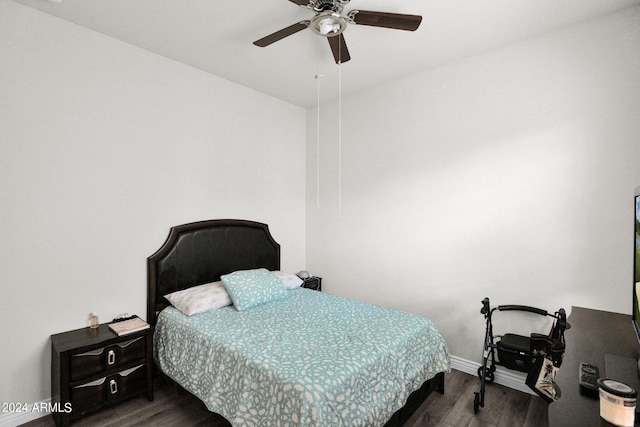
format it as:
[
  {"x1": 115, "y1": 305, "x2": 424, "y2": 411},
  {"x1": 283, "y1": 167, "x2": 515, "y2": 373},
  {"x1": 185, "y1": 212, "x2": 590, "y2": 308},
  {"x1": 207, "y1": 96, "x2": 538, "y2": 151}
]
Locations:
[
  {"x1": 254, "y1": 1, "x2": 422, "y2": 64},
  {"x1": 310, "y1": 12, "x2": 346, "y2": 37}
]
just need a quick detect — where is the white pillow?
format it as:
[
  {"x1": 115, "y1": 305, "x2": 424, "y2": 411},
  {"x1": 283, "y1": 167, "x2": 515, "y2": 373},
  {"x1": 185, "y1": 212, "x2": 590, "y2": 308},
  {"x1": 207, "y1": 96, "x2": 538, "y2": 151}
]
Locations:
[
  {"x1": 273, "y1": 271, "x2": 304, "y2": 290},
  {"x1": 164, "y1": 281, "x2": 232, "y2": 316}
]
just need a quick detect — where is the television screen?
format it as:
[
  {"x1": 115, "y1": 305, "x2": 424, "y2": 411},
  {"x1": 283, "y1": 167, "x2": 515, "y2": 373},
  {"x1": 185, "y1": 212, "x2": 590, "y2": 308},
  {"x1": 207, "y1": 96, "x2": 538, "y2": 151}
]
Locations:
[
  {"x1": 634, "y1": 187, "x2": 640, "y2": 338},
  {"x1": 636, "y1": 191, "x2": 640, "y2": 286}
]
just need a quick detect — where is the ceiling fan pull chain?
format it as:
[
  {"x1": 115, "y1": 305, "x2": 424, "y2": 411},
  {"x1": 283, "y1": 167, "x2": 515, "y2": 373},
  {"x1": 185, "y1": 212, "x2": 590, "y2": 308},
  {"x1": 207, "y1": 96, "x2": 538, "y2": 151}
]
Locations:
[
  {"x1": 338, "y1": 60, "x2": 342, "y2": 218},
  {"x1": 315, "y1": 74, "x2": 323, "y2": 209}
]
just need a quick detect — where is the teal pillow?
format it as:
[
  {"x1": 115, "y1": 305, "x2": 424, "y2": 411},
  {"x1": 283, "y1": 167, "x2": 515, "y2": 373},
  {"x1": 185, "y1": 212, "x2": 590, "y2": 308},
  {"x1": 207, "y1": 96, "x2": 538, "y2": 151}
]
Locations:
[{"x1": 221, "y1": 268, "x2": 288, "y2": 311}]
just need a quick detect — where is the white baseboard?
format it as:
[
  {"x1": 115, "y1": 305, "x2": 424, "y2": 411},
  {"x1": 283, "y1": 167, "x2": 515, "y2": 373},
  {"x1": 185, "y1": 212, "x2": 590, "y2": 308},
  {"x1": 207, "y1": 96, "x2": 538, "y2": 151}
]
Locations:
[
  {"x1": 450, "y1": 355, "x2": 536, "y2": 395},
  {"x1": 0, "y1": 400, "x2": 52, "y2": 427},
  {"x1": 0, "y1": 356, "x2": 534, "y2": 426}
]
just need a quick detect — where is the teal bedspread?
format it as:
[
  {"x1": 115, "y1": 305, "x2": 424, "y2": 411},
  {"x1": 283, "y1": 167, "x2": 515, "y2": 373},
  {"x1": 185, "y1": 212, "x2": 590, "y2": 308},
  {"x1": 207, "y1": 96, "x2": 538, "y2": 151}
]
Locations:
[{"x1": 154, "y1": 288, "x2": 450, "y2": 427}]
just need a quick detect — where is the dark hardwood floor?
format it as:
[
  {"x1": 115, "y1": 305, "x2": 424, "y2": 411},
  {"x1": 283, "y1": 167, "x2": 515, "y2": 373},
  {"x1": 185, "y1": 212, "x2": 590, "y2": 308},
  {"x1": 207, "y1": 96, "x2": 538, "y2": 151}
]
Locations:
[
  {"x1": 405, "y1": 370, "x2": 548, "y2": 427},
  {"x1": 22, "y1": 369, "x2": 548, "y2": 427}
]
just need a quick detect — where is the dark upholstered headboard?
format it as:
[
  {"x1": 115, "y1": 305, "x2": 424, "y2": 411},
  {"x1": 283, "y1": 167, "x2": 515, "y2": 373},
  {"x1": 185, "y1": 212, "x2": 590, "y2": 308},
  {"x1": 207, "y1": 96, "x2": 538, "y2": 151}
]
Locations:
[{"x1": 147, "y1": 219, "x2": 280, "y2": 325}]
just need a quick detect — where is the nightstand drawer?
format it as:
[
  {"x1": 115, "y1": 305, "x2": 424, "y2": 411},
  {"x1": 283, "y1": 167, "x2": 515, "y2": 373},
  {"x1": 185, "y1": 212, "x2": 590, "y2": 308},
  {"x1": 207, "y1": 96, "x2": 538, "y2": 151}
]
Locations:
[
  {"x1": 70, "y1": 336, "x2": 146, "y2": 382},
  {"x1": 71, "y1": 364, "x2": 147, "y2": 414}
]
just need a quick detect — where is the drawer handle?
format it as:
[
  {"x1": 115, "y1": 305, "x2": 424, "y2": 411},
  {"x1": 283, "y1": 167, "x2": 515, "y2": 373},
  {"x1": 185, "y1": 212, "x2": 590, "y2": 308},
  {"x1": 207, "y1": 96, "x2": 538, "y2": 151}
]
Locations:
[
  {"x1": 107, "y1": 349, "x2": 116, "y2": 366},
  {"x1": 109, "y1": 379, "x2": 118, "y2": 395}
]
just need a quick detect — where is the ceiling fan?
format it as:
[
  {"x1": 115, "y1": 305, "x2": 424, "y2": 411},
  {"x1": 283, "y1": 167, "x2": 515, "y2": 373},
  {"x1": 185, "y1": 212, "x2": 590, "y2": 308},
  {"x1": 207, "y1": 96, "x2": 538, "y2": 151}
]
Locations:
[{"x1": 253, "y1": 0, "x2": 423, "y2": 64}]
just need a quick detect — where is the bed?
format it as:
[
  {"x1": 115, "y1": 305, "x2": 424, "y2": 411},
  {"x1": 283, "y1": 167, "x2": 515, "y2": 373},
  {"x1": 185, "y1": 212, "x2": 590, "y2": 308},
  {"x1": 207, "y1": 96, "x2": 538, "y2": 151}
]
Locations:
[{"x1": 147, "y1": 219, "x2": 450, "y2": 427}]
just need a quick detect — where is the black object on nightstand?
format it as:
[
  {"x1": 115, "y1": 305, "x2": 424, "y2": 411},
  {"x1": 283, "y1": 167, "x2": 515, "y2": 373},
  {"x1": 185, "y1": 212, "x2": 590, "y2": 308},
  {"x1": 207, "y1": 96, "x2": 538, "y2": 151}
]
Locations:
[
  {"x1": 50, "y1": 323, "x2": 153, "y2": 426},
  {"x1": 302, "y1": 276, "x2": 322, "y2": 291}
]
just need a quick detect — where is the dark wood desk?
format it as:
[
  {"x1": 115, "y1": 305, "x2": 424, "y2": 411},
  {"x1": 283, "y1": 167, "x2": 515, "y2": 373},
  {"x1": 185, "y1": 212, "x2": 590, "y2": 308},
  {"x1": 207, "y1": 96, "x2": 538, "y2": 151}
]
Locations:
[{"x1": 548, "y1": 306, "x2": 640, "y2": 426}]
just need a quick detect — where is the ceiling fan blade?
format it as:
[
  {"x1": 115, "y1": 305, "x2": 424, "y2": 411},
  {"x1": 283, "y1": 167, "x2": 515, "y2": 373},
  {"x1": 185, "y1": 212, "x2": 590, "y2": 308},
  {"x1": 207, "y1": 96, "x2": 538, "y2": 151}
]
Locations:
[
  {"x1": 327, "y1": 34, "x2": 351, "y2": 64},
  {"x1": 350, "y1": 10, "x2": 422, "y2": 31},
  {"x1": 288, "y1": 0, "x2": 310, "y2": 5},
  {"x1": 253, "y1": 21, "x2": 310, "y2": 47}
]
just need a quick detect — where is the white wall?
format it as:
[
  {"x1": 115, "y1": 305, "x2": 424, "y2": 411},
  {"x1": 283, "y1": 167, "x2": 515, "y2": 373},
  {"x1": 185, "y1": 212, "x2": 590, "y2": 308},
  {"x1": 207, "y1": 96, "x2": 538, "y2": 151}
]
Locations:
[
  {"x1": 0, "y1": 1, "x2": 306, "y2": 408},
  {"x1": 306, "y1": 6, "x2": 640, "y2": 363}
]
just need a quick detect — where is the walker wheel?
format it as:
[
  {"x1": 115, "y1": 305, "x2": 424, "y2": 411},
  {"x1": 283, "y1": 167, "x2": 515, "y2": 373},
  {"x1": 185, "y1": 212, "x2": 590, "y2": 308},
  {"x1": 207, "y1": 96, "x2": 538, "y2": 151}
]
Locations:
[
  {"x1": 477, "y1": 366, "x2": 494, "y2": 384},
  {"x1": 473, "y1": 392, "x2": 480, "y2": 414}
]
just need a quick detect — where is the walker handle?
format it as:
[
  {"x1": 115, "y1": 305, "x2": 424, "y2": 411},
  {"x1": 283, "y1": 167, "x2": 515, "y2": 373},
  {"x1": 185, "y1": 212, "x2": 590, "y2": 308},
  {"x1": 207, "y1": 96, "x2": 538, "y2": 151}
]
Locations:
[
  {"x1": 480, "y1": 297, "x2": 491, "y2": 315},
  {"x1": 497, "y1": 305, "x2": 548, "y2": 316}
]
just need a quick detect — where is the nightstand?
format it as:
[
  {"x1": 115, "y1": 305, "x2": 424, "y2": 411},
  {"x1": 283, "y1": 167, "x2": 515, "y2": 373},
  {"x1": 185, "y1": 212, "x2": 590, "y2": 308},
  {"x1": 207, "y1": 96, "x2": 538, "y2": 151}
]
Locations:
[
  {"x1": 302, "y1": 276, "x2": 322, "y2": 291},
  {"x1": 50, "y1": 324, "x2": 153, "y2": 427}
]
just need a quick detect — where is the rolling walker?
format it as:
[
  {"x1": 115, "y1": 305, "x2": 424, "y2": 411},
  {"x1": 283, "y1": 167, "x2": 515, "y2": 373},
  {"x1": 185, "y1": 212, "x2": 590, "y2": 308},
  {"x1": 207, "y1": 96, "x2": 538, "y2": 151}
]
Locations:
[{"x1": 473, "y1": 297, "x2": 569, "y2": 413}]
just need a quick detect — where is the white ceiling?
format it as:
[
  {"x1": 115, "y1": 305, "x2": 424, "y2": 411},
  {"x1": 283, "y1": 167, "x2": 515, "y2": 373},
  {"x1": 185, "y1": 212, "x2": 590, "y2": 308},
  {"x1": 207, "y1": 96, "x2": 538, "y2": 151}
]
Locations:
[{"x1": 14, "y1": 0, "x2": 640, "y2": 108}]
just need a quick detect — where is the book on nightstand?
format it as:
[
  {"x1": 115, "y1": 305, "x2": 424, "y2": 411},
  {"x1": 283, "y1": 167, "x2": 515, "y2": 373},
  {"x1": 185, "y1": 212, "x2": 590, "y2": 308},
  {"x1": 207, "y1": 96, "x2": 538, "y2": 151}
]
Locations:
[{"x1": 108, "y1": 316, "x2": 150, "y2": 336}]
